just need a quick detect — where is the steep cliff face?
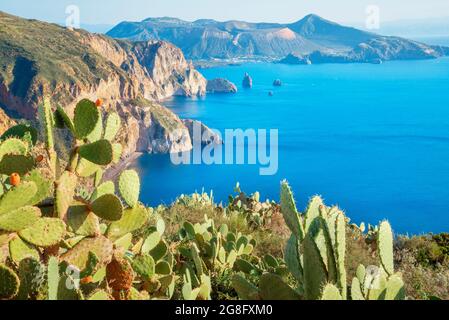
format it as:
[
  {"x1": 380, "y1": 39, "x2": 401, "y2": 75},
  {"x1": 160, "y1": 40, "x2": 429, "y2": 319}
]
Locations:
[
  {"x1": 116, "y1": 98, "x2": 192, "y2": 155},
  {"x1": 0, "y1": 11, "x2": 208, "y2": 156}
]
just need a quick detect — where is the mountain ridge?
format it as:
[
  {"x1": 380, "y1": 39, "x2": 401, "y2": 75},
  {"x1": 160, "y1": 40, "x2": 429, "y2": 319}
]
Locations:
[{"x1": 107, "y1": 14, "x2": 448, "y2": 62}]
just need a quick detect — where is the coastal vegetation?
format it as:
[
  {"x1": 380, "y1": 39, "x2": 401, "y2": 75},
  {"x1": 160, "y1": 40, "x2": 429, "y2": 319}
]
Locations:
[{"x1": 0, "y1": 98, "x2": 447, "y2": 300}]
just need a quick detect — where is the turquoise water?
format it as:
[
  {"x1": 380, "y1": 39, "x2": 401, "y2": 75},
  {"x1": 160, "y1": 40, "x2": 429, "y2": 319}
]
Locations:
[{"x1": 134, "y1": 58, "x2": 449, "y2": 234}]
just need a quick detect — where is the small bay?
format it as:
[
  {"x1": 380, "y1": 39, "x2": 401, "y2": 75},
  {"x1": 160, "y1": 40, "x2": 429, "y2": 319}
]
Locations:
[{"x1": 134, "y1": 58, "x2": 449, "y2": 234}]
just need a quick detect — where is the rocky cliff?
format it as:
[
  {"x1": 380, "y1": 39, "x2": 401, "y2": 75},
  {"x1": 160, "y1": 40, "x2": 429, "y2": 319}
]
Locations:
[
  {"x1": 206, "y1": 78, "x2": 237, "y2": 93},
  {"x1": 0, "y1": 11, "x2": 209, "y2": 155}
]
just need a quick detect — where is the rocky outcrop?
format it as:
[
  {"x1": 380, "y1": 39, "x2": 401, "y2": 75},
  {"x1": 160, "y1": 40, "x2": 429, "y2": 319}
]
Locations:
[
  {"x1": 242, "y1": 73, "x2": 253, "y2": 88},
  {"x1": 116, "y1": 99, "x2": 192, "y2": 155},
  {"x1": 278, "y1": 54, "x2": 311, "y2": 65},
  {"x1": 0, "y1": 11, "x2": 208, "y2": 157},
  {"x1": 182, "y1": 119, "x2": 222, "y2": 145},
  {"x1": 206, "y1": 78, "x2": 237, "y2": 93}
]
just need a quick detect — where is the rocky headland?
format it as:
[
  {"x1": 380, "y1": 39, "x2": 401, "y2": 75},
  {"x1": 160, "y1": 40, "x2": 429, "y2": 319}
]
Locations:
[
  {"x1": 0, "y1": 11, "x2": 233, "y2": 159},
  {"x1": 206, "y1": 78, "x2": 238, "y2": 93}
]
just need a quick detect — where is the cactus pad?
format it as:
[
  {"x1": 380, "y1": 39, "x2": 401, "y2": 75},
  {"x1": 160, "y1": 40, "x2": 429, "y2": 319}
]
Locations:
[
  {"x1": 0, "y1": 263, "x2": 20, "y2": 299},
  {"x1": 150, "y1": 241, "x2": 168, "y2": 262},
  {"x1": 259, "y1": 273, "x2": 301, "y2": 300},
  {"x1": 0, "y1": 181, "x2": 37, "y2": 215},
  {"x1": 0, "y1": 206, "x2": 41, "y2": 232},
  {"x1": 88, "y1": 289, "x2": 111, "y2": 300},
  {"x1": 384, "y1": 273, "x2": 405, "y2": 300},
  {"x1": 303, "y1": 234, "x2": 328, "y2": 300},
  {"x1": 155, "y1": 261, "x2": 171, "y2": 275},
  {"x1": 141, "y1": 231, "x2": 162, "y2": 254},
  {"x1": 280, "y1": 181, "x2": 303, "y2": 239},
  {"x1": 79, "y1": 140, "x2": 113, "y2": 166},
  {"x1": 284, "y1": 235, "x2": 303, "y2": 283},
  {"x1": 19, "y1": 218, "x2": 66, "y2": 247},
  {"x1": 378, "y1": 221, "x2": 394, "y2": 276},
  {"x1": 118, "y1": 170, "x2": 140, "y2": 208},
  {"x1": 9, "y1": 237, "x2": 40, "y2": 264},
  {"x1": 232, "y1": 275, "x2": 260, "y2": 300},
  {"x1": 91, "y1": 181, "x2": 115, "y2": 202},
  {"x1": 0, "y1": 138, "x2": 28, "y2": 160},
  {"x1": 106, "y1": 204, "x2": 149, "y2": 241},
  {"x1": 104, "y1": 112, "x2": 121, "y2": 141},
  {"x1": 76, "y1": 158, "x2": 100, "y2": 178},
  {"x1": 304, "y1": 196, "x2": 323, "y2": 234},
  {"x1": 351, "y1": 277, "x2": 365, "y2": 300},
  {"x1": 17, "y1": 258, "x2": 46, "y2": 300},
  {"x1": 74, "y1": 99, "x2": 100, "y2": 139},
  {"x1": 47, "y1": 256, "x2": 60, "y2": 300},
  {"x1": 24, "y1": 169, "x2": 52, "y2": 205},
  {"x1": 67, "y1": 203, "x2": 100, "y2": 236},
  {"x1": 0, "y1": 154, "x2": 35, "y2": 175},
  {"x1": 91, "y1": 194, "x2": 123, "y2": 221},
  {"x1": 55, "y1": 171, "x2": 78, "y2": 219},
  {"x1": 86, "y1": 111, "x2": 103, "y2": 142},
  {"x1": 1, "y1": 124, "x2": 38, "y2": 146},
  {"x1": 112, "y1": 143, "x2": 123, "y2": 164},
  {"x1": 321, "y1": 283, "x2": 343, "y2": 300},
  {"x1": 55, "y1": 105, "x2": 75, "y2": 133},
  {"x1": 132, "y1": 254, "x2": 155, "y2": 280},
  {"x1": 60, "y1": 236, "x2": 113, "y2": 270}
]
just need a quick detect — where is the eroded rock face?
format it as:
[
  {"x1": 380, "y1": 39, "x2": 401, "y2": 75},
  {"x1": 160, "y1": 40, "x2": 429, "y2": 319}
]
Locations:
[
  {"x1": 206, "y1": 78, "x2": 238, "y2": 93},
  {"x1": 115, "y1": 100, "x2": 193, "y2": 155},
  {"x1": 242, "y1": 73, "x2": 253, "y2": 88}
]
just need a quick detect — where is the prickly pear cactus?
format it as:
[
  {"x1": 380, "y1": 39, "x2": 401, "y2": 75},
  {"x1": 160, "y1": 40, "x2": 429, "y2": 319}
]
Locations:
[
  {"x1": 118, "y1": 170, "x2": 140, "y2": 208},
  {"x1": 378, "y1": 221, "x2": 394, "y2": 276},
  {"x1": 0, "y1": 263, "x2": 20, "y2": 299},
  {"x1": 19, "y1": 218, "x2": 66, "y2": 247}
]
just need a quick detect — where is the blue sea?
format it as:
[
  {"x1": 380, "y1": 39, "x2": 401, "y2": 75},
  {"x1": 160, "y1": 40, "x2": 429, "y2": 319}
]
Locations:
[{"x1": 133, "y1": 58, "x2": 449, "y2": 234}]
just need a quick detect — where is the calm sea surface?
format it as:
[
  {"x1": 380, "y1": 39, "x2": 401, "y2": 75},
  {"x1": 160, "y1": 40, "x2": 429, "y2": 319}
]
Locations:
[{"x1": 133, "y1": 58, "x2": 449, "y2": 234}]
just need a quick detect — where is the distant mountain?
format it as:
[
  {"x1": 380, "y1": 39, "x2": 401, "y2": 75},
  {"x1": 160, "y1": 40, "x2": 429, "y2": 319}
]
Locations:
[
  {"x1": 370, "y1": 17, "x2": 449, "y2": 38},
  {"x1": 107, "y1": 14, "x2": 448, "y2": 63}
]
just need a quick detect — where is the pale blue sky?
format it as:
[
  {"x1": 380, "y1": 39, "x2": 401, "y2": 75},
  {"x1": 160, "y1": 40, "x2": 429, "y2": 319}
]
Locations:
[{"x1": 1, "y1": 0, "x2": 448, "y2": 25}]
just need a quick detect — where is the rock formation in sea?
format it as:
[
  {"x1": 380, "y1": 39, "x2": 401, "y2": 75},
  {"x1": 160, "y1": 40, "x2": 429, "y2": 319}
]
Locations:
[
  {"x1": 182, "y1": 119, "x2": 223, "y2": 145},
  {"x1": 242, "y1": 73, "x2": 253, "y2": 88},
  {"x1": 206, "y1": 78, "x2": 238, "y2": 93}
]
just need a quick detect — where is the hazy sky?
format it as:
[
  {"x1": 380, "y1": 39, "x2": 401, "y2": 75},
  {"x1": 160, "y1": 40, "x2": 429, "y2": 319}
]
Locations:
[{"x1": 1, "y1": 0, "x2": 448, "y2": 25}]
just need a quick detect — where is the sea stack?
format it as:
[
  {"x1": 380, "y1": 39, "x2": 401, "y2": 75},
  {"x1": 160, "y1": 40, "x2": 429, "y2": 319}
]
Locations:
[
  {"x1": 273, "y1": 79, "x2": 282, "y2": 87},
  {"x1": 206, "y1": 78, "x2": 238, "y2": 93},
  {"x1": 242, "y1": 73, "x2": 253, "y2": 88}
]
